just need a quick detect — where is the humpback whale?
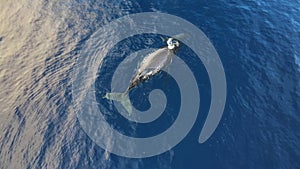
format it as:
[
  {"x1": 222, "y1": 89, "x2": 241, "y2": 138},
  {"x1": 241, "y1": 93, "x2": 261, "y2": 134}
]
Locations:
[{"x1": 104, "y1": 37, "x2": 181, "y2": 115}]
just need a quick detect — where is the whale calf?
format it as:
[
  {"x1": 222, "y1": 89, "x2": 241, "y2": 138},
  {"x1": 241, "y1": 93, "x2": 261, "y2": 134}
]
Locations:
[{"x1": 104, "y1": 37, "x2": 181, "y2": 115}]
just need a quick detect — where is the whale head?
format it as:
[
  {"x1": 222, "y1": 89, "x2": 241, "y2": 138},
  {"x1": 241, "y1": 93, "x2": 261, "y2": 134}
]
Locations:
[{"x1": 167, "y1": 38, "x2": 180, "y2": 50}]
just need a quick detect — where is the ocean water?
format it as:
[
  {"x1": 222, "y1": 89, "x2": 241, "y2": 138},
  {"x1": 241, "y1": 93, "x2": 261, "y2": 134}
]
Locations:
[{"x1": 0, "y1": 0, "x2": 299, "y2": 169}]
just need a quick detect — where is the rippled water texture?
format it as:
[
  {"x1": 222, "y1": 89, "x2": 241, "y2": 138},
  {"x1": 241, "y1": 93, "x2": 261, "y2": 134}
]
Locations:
[{"x1": 0, "y1": 0, "x2": 299, "y2": 169}]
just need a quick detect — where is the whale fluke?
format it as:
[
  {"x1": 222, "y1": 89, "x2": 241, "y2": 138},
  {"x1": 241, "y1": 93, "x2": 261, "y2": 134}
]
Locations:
[{"x1": 103, "y1": 92, "x2": 132, "y2": 115}]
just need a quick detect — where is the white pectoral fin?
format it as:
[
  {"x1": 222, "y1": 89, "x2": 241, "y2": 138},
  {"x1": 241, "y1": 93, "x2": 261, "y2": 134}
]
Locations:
[
  {"x1": 172, "y1": 33, "x2": 190, "y2": 41},
  {"x1": 160, "y1": 36, "x2": 166, "y2": 42},
  {"x1": 103, "y1": 92, "x2": 132, "y2": 115}
]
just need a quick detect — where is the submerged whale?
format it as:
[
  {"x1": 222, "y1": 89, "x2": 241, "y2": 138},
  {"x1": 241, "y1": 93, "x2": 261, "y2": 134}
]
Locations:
[{"x1": 104, "y1": 37, "x2": 181, "y2": 115}]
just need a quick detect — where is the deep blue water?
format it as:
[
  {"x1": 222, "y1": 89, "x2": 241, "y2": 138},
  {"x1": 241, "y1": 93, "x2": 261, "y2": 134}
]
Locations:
[{"x1": 0, "y1": 0, "x2": 299, "y2": 169}]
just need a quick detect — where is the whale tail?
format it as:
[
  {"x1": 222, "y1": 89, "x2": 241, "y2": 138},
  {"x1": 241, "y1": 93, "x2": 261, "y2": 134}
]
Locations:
[{"x1": 103, "y1": 92, "x2": 132, "y2": 115}]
